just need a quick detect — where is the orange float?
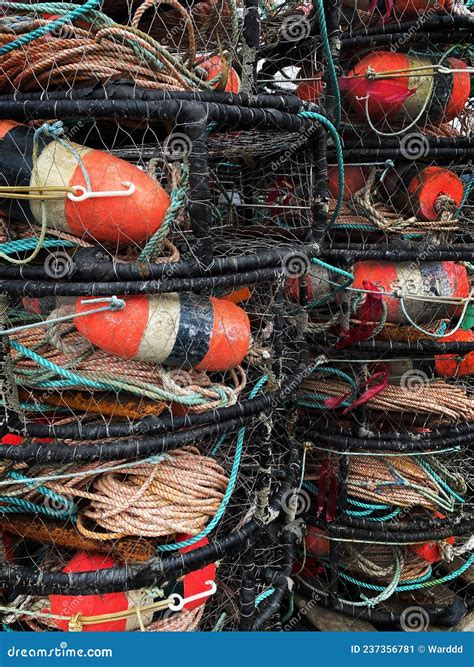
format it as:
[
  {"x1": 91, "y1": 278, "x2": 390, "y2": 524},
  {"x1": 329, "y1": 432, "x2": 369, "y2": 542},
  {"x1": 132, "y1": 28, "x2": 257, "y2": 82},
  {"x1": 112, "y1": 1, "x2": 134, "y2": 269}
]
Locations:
[
  {"x1": 352, "y1": 261, "x2": 470, "y2": 324},
  {"x1": 0, "y1": 121, "x2": 170, "y2": 245},
  {"x1": 200, "y1": 56, "x2": 240, "y2": 93},
  {"x1": 50, "y1": 539, "x2": 216, "y2": 631},
  {"x1": 74, "y1": 293, "x2": 250, "y2": 371},
  {"x1": 328, "y1": 165, "x2": 367, "y2": 202},
  {"x1": 382, "y1": 166, "x2": 464, "y2": 221}
]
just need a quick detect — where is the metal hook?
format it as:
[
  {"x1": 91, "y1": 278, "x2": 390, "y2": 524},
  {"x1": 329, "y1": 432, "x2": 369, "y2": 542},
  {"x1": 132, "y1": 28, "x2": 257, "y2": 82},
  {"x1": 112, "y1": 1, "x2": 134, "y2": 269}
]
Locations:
[
  {"x1": 167, "y1": 580, "x2": 217, "y2": 612},
  {"x1": 67, "y1": 181, "x2": 136, "y2": 202}
]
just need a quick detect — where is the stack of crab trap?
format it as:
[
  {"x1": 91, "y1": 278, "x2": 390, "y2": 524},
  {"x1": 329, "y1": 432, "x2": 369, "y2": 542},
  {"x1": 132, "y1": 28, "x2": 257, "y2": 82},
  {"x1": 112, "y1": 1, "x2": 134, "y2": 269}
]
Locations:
[
  {"x1": 0, "y1": 0, "x2": 338, "y2": 633},
  {"x1": 282, "y1": 0, "x2": 473, "y2": 632}
]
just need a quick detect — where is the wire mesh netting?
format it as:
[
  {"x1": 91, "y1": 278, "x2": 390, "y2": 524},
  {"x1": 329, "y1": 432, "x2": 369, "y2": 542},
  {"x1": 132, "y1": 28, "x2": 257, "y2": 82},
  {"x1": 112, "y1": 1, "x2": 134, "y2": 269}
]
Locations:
[{"x1": 0, "y1": 0, "x2": 471, "y2": 635}]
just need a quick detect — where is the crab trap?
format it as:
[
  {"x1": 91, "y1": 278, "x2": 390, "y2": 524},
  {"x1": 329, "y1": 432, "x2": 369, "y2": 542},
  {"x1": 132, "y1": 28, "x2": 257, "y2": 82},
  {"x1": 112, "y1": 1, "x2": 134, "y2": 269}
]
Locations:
[{"x1": 0, "y1": 0, "x2": 471, "y2": 638}]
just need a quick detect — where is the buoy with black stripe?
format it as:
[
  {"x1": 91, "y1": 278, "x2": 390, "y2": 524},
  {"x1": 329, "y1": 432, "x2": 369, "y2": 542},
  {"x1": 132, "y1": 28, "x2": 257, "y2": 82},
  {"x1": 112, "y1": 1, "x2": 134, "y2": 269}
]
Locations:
[
  {"x1": 50, "y1": 538, "x2": 216, "y2": 631},
  {"x1": 352, "y1": 261, "x2": 470, "y2": 324},
  {"x1": 343, "y1": 52, "x2": 470, "y2": 124},
  {"x1": 382, "y1": 165, "x2": 464, "y2": 221},
  {"x1": 0, "y1": 121, "x2": 170, "y2": 245},
  {"x1": 74, "y1": 293, "x2": 251, "y2": 371}
]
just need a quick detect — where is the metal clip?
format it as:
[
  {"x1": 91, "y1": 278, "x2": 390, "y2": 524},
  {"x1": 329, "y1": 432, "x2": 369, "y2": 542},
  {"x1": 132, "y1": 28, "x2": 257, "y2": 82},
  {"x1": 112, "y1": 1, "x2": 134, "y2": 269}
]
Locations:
[
  {"x1": 67, "y1": 181, "x2": 136, "y2": 202},
  {"x1": 167, "y1": 580, "x2": 217, "y2": 612}
]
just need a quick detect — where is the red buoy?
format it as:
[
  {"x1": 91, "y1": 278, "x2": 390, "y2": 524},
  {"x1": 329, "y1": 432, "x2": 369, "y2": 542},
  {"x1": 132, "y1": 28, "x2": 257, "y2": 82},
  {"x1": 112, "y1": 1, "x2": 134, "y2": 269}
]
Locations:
[
  {"x1": 328, "y1": 165, "x2": 367, "y2": 201},
  {"x1": 296, "y1": 73, "x2": 324, "y2": 103},
  {"x1": 200, "y1": 56, "x2": 240, "y2": 93},
  {"x1": 74, "y1": 293, "x2": 250, "y2": 371},
  {"x1": 50, "y1": 538, "x2": 216, "y2": 631},
  {"x1": 0, "y1": 121, "x2": 170, "y2": 245},
  {"x1": 352, "y1": 261, "x2": 470, "y2": 324},
  {"x1": 305, "y1": 526, "x2": 330, "y2": 557},
  {"x1": 382, "y1": 166, "x2": 464, "y2": 221},
  {"x1": 343, "y1": 52, "x2": 470, "y2": 124}
]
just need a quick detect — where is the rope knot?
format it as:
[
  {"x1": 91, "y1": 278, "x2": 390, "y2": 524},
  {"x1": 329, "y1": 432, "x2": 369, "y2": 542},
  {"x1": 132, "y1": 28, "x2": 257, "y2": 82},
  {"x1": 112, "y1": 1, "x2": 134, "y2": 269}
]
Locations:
[{"x1": 38, "y1": 121, "x2": 65, "y2": 139}]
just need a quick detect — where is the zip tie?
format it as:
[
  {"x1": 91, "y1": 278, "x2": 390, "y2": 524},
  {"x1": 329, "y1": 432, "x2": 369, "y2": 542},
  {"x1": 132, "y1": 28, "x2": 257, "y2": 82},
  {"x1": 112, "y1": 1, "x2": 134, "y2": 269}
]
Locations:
[{"x1": 0, "y1": 297, "x2": 125, "y2": 336}]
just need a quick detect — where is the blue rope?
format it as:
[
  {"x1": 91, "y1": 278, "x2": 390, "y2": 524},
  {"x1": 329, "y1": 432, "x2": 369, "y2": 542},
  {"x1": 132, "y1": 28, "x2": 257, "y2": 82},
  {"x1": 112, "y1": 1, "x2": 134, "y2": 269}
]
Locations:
[
  {"x1": 0, "y1": 1, "x2": 102, "y2": 55},
  {"x1": 157, "y1": 375, "x2": 269, "y2": 552},
  {"x1": 255, "y1": 588, "x2": 275, "y2": 606}
]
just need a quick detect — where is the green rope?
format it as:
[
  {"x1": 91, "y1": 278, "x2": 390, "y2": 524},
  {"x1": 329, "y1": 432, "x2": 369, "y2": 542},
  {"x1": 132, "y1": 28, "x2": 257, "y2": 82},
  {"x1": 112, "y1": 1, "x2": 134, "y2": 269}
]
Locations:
[
  {"x1": 315, "y1": 0, "x2": 341, "y2": 128},
  {"x1": 255, "y1": 588, "x2": 275, "y2": 606},
  {"x1": 307, "y1": 257, "x2": 354, "y2": 308},
  {"x1": 138, "y1": 165, "x2": 189, "y2": 262},
  {"x1": 0, "y1": 238, "x2": 75, "y2": 256},
  {"x1": 0, "y1": 1, "x2": 102, "y2": 55}
]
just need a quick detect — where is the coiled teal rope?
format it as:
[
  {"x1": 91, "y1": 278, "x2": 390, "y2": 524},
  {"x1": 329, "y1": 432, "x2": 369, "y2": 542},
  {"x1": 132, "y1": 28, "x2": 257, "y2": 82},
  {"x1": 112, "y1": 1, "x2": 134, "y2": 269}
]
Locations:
[
  {"x1": 138, "y1": 164, "x2": 189, "y2": 262},
  {"x1": 0, "y1": 0, "x2": 102, "y2": 55},
  {"x1": 338, "y1": 553, "x2": 473, "y2": 593}
]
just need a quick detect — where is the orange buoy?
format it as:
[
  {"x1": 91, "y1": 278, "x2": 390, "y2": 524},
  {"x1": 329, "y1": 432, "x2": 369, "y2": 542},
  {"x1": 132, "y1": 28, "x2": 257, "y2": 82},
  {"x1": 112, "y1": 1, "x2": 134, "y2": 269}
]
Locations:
[
  {"x1": 50, "y1": 539, "x2": 216, "y2": 631},
  {"x1": 200, "y1": 56, "x2": 240, "y2": 93},
  {"x1": 328, "y1": 165, "x2": 367, "y2": 201},
  {"x1": 0, "y1": 121, "x2": 170, "y2": 245},
  {"x1": 352, "y1": 261, "x2": 470, "y2": 324},
  {"x1": 296, "y1": 73, "x2": 324, "y2": 103},
  {"x1": 74, "y1": 293, "x2": 250, "y2": 371},
  {"x1": 434, "y1": 329, "x2": 474, "y2": 377},
  {"x1": 343, "y1": 52, "x2": 470, "y2": 124},
  {"x1": 382, "y1": 166, "x2": 464, "y2": 221}
]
